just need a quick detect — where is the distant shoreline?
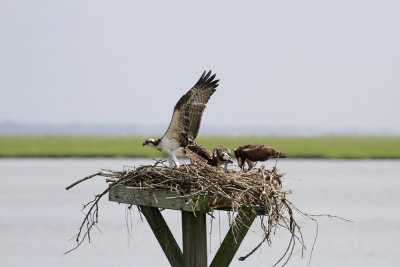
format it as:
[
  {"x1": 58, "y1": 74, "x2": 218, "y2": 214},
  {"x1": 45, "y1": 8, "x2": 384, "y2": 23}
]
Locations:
[{"x1": 1, "y1": 135, "x2": 400, "y2": 159}]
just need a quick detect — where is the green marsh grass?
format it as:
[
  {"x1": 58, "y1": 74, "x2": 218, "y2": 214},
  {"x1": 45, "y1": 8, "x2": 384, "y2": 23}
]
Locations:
[{"x1": 1, "y1": 135, "x2": 400, "y2": 159}]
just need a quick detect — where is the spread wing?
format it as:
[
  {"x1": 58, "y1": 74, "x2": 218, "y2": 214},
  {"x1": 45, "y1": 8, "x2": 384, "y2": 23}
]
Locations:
[{"x1": 163, "y1": 70, "x2": 219, "y2": 143}]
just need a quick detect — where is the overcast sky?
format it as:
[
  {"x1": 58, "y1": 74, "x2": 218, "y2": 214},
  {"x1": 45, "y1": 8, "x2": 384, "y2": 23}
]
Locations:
[{"x1": 1, "y1": 0, "x2": 399, "y2": 134}]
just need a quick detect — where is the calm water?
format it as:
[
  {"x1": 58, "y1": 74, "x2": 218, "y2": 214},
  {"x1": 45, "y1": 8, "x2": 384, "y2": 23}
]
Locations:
[{"x1": 0, "y1": 158, "x2": 399, "y2": 267}]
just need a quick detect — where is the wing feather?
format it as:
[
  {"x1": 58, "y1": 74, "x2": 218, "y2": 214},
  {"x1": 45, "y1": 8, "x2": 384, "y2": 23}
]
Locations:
[
  {"x1": 187, "y1": 141, "x2": 213, "y2": 163},
  {"x1": 163, "y1": 70, "x2": 219, "y2": 142}
]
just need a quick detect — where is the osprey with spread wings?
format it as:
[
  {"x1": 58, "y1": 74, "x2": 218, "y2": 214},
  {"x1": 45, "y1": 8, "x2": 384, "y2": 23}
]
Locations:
[{"x1": 143, "y1": 71, "x2": 219, "y2": 167}]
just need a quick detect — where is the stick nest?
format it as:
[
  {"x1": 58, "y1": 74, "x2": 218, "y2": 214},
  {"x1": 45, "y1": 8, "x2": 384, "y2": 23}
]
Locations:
[
  {"x1": 67, "y1": 161, "x2": 317, "y2": 265},
  {"x1": 105, "y1": 163, "x2": 289, "y2": 213}
]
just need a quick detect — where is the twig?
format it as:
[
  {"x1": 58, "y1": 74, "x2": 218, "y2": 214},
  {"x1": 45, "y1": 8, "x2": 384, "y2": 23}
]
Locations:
[{"x1": 65, "y1": 172, "x2": 101, "y2": 190}]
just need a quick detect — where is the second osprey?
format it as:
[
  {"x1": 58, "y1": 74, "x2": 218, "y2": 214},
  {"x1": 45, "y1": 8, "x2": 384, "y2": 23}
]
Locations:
[
  {"x1": 234, "y1": 144, "x2": 286, "y2": 171},
  {"x1": 143, "y1": 71, "x2": 219, "y2": 167}
]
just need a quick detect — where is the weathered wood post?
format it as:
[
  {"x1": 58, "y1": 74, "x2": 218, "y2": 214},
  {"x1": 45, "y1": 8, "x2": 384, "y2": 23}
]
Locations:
[
  {"x1": 210, "y1": 209, "x2": 256, "y2": 267},
  {"x1": 182, "y1": 211, "x2": 207, "y2": 267},
  {"x1": 109, "y1": 186, "x2": 258, "y2": 267},
  {"x1": 139, "y1": 206, "x2": 183, "y2": 267}
]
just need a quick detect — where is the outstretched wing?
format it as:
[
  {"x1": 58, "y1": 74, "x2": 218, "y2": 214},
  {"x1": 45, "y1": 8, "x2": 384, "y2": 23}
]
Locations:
[{"x1": 163, "y1": 71, "x2": 219, "y2": 143}]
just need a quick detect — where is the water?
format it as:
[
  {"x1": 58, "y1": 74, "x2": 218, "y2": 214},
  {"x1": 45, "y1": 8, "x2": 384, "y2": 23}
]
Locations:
[{"x1": 0, "y1": 158, "x2": 399, "y2": 267}]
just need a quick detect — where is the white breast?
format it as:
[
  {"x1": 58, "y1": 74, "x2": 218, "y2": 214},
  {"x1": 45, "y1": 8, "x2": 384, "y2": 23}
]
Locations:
[{"x1": 161, "y1": 137, "x2": 185, "y2": 157}]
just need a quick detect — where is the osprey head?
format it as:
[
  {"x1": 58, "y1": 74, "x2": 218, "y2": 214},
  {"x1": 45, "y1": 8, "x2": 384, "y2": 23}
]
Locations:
[
  {"x1": 218, "y1": 151, "x2": 233, "y2": 164},
  {"x1": 142, "y1": 138, "x2": 160, "y2": 149},
  {"x1": 222, "y1": 152, "x2": 234, "y2": 164},
  {"x1": 213, "y1": 145, "x2": 233, "y2": 164}
]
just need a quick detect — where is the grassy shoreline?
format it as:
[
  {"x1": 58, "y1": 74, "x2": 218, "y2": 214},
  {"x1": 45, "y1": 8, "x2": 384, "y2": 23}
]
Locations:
[{"x1": 1, "y1": 135, "x2": 400, "y2": 159}]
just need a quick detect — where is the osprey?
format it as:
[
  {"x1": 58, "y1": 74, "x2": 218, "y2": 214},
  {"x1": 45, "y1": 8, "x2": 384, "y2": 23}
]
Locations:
[
  {"x1": 234, "y1": 144, "x2": 286, "y2": 171},
  {"x1": 212, "y1": 145, "x2": 233, "y2": 172},
  {"x1": 186, "y1": 143, "x2": 232, "y2": 172},
  {"x1": 143, "y1": 71, "x2": 219, "y2": 167}
]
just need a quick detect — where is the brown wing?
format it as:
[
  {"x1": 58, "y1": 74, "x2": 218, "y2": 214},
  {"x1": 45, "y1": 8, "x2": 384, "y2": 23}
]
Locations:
[
  {"x1": 185, "y1": 149, "x2": 209, "y2": 166},
  {"x1": 235, "y1": 143, "x2": 259, "y2": 152},
  {"x1": 236, "y1": 144, "x2": 274, "y2": 161},
  {"x1": 163, "y1": 71, "x2": 219, "y2": 142},
  {"x1": 187, "y1": 141, "x2": 214, "y2": 163}
]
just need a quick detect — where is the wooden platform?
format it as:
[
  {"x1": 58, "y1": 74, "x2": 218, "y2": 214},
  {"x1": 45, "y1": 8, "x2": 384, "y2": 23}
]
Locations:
[
  {"x1": 109, "y1": 184, "x2": 257, "y2": 267},
  {"x1": 109, "y1": 184, "x2": 235, "y2": 212}
]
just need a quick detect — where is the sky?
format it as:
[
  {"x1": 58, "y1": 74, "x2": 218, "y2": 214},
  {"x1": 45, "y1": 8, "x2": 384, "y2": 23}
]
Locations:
[{"x1": 1, "y1": 0, "x2": 399, "y2": 134}]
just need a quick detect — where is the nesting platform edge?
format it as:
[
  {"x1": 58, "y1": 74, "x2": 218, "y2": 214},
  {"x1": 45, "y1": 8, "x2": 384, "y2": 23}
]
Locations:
[{"x1": 109, "y1": 184, "x2": 236, "y2": 212}]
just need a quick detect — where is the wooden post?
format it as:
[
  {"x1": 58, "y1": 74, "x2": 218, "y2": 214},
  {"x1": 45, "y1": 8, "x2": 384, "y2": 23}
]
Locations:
[
  {"x1": 182, "y1": 211, "x2": 207, "y2": 267},
  {"x1": 209, "y1": 209, "x2": 257, "y2": 267},
  {"x1": 109, "y1": 186, "x2": 259, "y2": 266},
  {"x1": 139, "y1": 206, "x2": 183, "y2": 267}
]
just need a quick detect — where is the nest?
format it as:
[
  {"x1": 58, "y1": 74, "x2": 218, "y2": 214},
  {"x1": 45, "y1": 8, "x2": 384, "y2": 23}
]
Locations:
[
  {"x1": 66, "y1": 160, "x2": 319, "y2": 265},
  {"x1": 105, "y1": 163, "x2": 288, "y2": 211}
]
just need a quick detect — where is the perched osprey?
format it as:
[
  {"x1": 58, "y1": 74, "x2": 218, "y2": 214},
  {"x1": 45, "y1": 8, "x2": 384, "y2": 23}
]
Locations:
[
  {"x1": 212, "y1": 145, "x2": 233, "y2": 172},
  {"x1": 143, "y1": 71, "x2": 219, "y2": 167},
  {"x1": 234, "y1": 144, "x2": 286, "y2": 171}
]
